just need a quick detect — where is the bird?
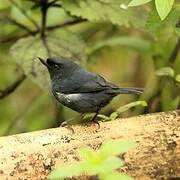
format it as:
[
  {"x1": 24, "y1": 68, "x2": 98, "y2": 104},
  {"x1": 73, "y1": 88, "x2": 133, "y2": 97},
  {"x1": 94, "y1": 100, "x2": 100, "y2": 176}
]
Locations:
[{"x1": 39, "y1": 57, "x2": 143, "y2": 122}]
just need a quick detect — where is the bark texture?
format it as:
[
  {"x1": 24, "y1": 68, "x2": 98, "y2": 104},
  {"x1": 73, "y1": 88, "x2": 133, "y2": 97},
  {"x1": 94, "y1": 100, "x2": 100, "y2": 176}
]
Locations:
[{"x1": 0, "y1": 110, "x2": 179, "y2": 180}]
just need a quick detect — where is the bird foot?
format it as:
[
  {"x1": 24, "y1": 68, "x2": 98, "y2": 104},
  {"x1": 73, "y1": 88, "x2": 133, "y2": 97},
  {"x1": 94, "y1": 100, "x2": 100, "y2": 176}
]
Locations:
[
  {"x1": 83, "y1": 119, "x2": 100, "y2": 129},
  {"x1": 60, "y1": 121, "x2": 75, "y2": 134}
]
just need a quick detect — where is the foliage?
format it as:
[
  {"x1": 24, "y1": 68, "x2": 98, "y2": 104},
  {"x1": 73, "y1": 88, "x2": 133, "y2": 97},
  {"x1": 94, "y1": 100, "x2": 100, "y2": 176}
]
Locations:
[
  {"x1": 155, "y1": 67, "x2": 175, "y2": 78},
  {"x1": 175, "y1": 74, "x2": 180, "y2": 83},
  {"x1": 128, "y1": 0, "x2": 176, "y2": 20},
  {"x1": 155, "y1": 66, "x2": 180, "y2": 84},
  {"x1": 0, "y1": 0, "x2": 179, "y2": 134},
  {"x1": 49, "y1": 140, "x2": 136, "y2": 180},
  {"x1": 10, "y1": 29, "x2": 86, "y2": 89},
  {"x1": 82, "y1": 101, "x2": 147, "y2": 122},
  {"x1": 155, "y1": 0, "x2": 175, "y2": 20},
  {"x1": 128, "y1": 0, "x2": 152, "y2": 7},
  {"x1": 0, "y1": 3, "x2": 179, "y2": 180},
  {"x1": 87, "y1": 36, "x2": 152, "y2": 54},
  {"x1": 146, "y1": 6, "x2": 180, "y2": 35},
  {"x1": 60, "y1": 0, "x2": 148, "y2": 27},
  {"x1": 98, "y1": 101, "x2": 147, "y2": 121}
]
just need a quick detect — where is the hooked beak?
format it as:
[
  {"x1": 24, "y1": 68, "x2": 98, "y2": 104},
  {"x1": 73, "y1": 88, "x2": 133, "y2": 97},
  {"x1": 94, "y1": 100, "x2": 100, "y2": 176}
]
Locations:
[{"x1": 38, "y1": 57, "x2": 48, "y2": 67}]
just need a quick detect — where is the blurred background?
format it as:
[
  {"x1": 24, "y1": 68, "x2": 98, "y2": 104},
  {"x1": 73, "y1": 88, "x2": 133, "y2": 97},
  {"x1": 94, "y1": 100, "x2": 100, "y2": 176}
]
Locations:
[{"x1": 0, "y1": 0, "x2": 179, "y2": 136}]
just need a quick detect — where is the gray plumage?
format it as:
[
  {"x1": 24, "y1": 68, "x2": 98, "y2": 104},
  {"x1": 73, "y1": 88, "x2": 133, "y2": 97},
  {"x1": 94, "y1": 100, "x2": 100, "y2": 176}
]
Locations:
[{"x1": 39, "y1": 57, "x2": 143, "y2": 114}]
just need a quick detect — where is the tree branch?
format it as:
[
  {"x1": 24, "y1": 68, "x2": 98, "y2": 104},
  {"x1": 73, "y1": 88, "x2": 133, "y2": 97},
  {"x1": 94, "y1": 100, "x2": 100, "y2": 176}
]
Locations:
[
  {"x1": 39, "y1": 0, "x2": 52, "y2": 57},
  {"x1": 3, "y1": 16, "x2": 35, "y2": 35},
  {"x1": 0, "y1": 110, "x2": 179, "y2": 179},
  {"x1": 47, "y1": 18, "x2": 87, "y2": 31},
  {"x1": 0, "y1": 74, "x2": 26, "y2": 99},
  {"x1": 0, "y1": 33, "x2": 28, "y2": 43},
  {"x1": 0, "y1": 19, "x2": 87, "y2": 43},
  {"x1": 40, "y1": 0, "x2": 48, "y2": 38}
]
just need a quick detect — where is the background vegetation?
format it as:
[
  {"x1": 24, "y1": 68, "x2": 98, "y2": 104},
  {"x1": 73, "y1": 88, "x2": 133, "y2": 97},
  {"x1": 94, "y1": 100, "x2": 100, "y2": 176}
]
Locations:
[{"x1": 0, "y1": 0, "x2": 179, "y2": 136}]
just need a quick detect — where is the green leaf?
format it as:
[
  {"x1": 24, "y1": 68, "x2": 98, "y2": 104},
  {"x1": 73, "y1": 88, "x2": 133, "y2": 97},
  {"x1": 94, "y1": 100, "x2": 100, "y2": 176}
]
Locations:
[
  {"x1": 97, "y1": 114, "x2": 110, "y2": 121},
  {"x1": 0, "y1": 15, "x2": 17, "y2": 35},
  {"x1": 95, "y1": 157, "x2": 124, "y2": 174},
  {"x1": 100, "y1": 157, "x2": 124, "y2": 172},
  {"x1": 82, "y1": 157, "x2": 124, "y2": 175},
  {"x1": 155, "y1": 67, "x2": 174, "y2": 78},
  {"x1": 82, "y1": 113, "x2": 95, "y2": 122},
  {"x1": 109, "y1": 112, "x2": 118, "y2": 120},
  {"x1": 175, "y1": 74, "x2": 180, "y2": 83},
  {"x1": 61, "y1": 0, "x2": 148, "y2": 27},
  {"x1": 99, "y1": 140, "x2": 137, "y2": 159},
  {"x1": 101, "y1": 172, "x2": 133, "y2": 180},
  {"x1": 10, "y1": 29, "x2": 86, "y2": 90},
  {"x1": 155, "y1": 0, "x2": 175, "y2": 20},
  {"x1": 116, "y1": 101, "x2": 147, "y2": 114},
  {"x1": 170, "y1": 95, "x2": 180, "y2": 110},
  {"x1": 146, "y1": 7, "x2": 180, "y2": 35},
  {"x1": 47, "y1": 8, "x2": 69, "y2": 27},
  {"x1": 128, "y1": 0, "x2": 152, "y2": 7},
  {"x1": 79, "y1": 147, "x2": 99, "y2": 163},
  {"x1": 87, "y1": 36, "x2": 152, "y2": 54},
  {"x1": 169, "y1": 7, "x2": 180, "y2": 36},
  {"x1": 48, "y1": 162, "x2": 85, "y2": 180},
  {"x1": 161, "y1": 82, "x2": 179, "y2": 111},
  {"x1": 49, "y1": 140, "x2": 135, "y2": 179},
  {"x1": 10, "y1": 0, "x2": 39, "y2": 28},
  {"x1": 146, "y1": 9, "x2": 164, "y2": 34}
]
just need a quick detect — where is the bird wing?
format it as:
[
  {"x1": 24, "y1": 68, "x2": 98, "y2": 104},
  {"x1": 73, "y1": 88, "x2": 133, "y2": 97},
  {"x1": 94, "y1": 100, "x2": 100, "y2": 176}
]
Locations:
[{"x1": 59, "y1": 68, "x2": 117, "y2": 93}]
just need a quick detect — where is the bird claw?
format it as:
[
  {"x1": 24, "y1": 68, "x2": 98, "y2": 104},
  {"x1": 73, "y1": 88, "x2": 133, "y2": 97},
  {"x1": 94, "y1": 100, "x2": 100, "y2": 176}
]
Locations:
[
  {"x1": 60, "y1": 121, "x2": 75, "y2": 134},
  {"x1": 83, "y1": 120, "x2": 100, "y2": 130}
]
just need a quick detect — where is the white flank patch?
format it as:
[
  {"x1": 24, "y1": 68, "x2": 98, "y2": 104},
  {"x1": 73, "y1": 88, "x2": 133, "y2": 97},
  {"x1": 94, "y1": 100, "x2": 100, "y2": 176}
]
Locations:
[{"x1": 56, "y1": 92, "x2": 82, "y2": 103}]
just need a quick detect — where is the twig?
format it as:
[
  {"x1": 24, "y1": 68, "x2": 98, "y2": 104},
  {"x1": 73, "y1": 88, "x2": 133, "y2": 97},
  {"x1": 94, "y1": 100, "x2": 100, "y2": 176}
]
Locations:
[
  {"x1": 169, "y1": 38, "x2": 180, "y2": 66},
  {"x1": 0, "y1": 74, "x2": 26, "y2": 99},
  {"x1": 47, "y1": 19, "x2": 87, "y2": 31},
  {"x1": 0, "y1": 34, "x2": 28, "y2": 43},
  {"x1": 40, "y1": 0, "x2": 48, "y2": 38},
  {"x1": 5, "y1": 17, "x2": 35, "y2": 35},
  {"x1": 9, "y1": 0, "x2": 39, "y2": 31},
  {"x1": 39, "y1": 0, "x2": 52, "y2": 56},
  {"x1": 148, "y1": 37, "x2": 180, "y2": 112},
  {"x1": 0, "y1": 19, "x2": 87, "y2": 43}
]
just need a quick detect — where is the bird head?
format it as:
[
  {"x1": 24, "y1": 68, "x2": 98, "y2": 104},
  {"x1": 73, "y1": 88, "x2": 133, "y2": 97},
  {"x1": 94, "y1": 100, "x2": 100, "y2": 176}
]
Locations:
[{"x1": 39, "y1": 57, "x2": 79, "y2": 80}]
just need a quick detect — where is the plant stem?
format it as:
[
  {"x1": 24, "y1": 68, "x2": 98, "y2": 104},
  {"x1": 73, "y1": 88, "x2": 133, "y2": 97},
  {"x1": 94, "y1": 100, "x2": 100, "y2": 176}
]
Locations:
[
  {"x1": 169, "y1": 38, "x2": 180, "y2": 66},
  {"x1": 0, "y1": 19, "x2": 86, "y2": 43},
  {"x1": 41, "y1": 0, "x2": 48, "y2": 38},
  {"x1": 3, "y1": 16, "x2": 35, "y2": 35},
  {"x1": 148, "y1": 37, "x2": 180, "y2": 112}
]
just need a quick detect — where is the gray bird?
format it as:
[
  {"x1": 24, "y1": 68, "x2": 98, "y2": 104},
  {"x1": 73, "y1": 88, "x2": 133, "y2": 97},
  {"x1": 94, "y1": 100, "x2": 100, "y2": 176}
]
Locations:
[{"x1": 39, "y1": 57, "x2": 143, "y2": 122}]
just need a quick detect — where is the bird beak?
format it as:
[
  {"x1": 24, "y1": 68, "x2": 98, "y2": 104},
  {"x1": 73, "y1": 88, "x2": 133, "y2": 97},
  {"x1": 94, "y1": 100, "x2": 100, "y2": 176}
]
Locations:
[{"x1": 38, "y1": 57, "x2": 48, "y2": 67}]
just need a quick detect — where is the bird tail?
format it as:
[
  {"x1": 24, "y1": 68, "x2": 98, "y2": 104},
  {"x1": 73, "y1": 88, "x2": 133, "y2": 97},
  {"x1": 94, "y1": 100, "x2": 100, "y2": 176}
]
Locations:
[{"x1": 111, "y1": 87, "x2": 144, "y2": 95}]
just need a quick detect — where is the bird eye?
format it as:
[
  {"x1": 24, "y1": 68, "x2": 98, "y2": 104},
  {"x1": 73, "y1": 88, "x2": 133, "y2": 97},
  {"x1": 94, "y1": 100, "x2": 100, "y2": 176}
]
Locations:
[{"x1": 54, "y1": 64, "x2": 59, "y2": 68}]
